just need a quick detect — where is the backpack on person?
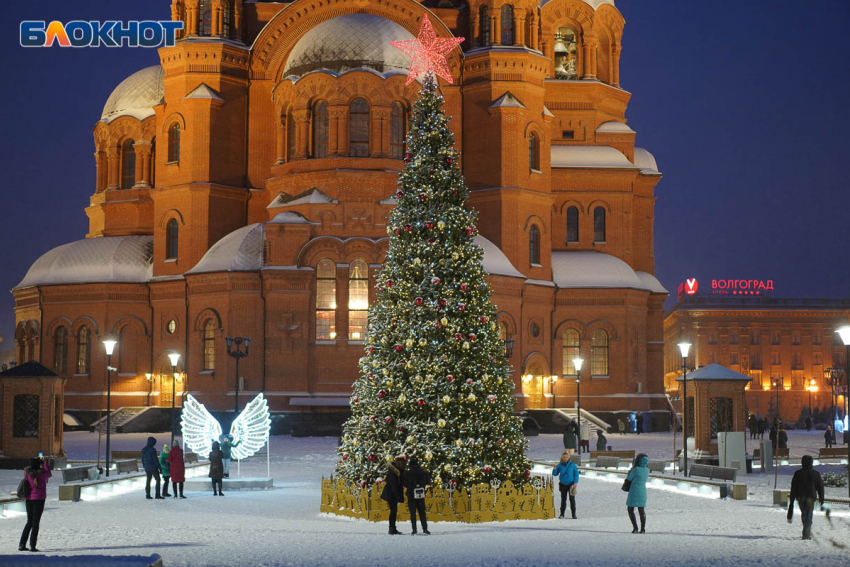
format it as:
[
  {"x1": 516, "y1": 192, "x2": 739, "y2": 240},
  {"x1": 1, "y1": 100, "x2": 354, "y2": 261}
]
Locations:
[{"x1": 16, "y1": 477, "x2": 31, "y2": 499}]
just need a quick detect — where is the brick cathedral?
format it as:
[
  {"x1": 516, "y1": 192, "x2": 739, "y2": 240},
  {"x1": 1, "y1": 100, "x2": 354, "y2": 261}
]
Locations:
[{"x1": 13, "y1": 0, "x2": 667, "y2": 418}]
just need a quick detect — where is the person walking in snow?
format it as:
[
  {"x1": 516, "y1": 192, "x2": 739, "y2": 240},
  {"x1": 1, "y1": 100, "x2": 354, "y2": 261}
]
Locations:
[
  {"x1": 167, "y1": 441, "x2": 186, "y2": 498},
  {"x1": 824, "y1": 426, "x2": 834, "y2": 448},
  {"x1": 220, "y1": 434, "x2": 241, "y2": 478},
  {"x1": 617, "y1": 418, "x2": 626, "y2": 435},
  {"x1": 159, "y1": 444, "x2": 171, "y2": 497},
  {"x1": 625, "y1": 454, "x2": 650, "y2": 533},
  {"x1": 596, "y1": 429, "x2": 608, "y2": 452},
  {"x1": 380, "y1": 457, "x2": 406, "y2": 535},
  {"x1": 778, "y1": 428, "x2": 788, "y2": 450},
  {"x1": 757, "y1": 417, "x2": 766, "y2": 440},
  {"x1": 788, "y1": 455, "x2": 825, "y2": 540},
  {"x1": 18, "y1": 457, "x2": 51, "y2": 552},
  {"x1": 209, "y1": 441, "x2": 225, "y2": 496},
  {"x1": 141, "y1": 436, "x2": 164, "y2": 499},
  {"x1": 552, "y1": 452, "x2": 579, "y2": 519},
  {"x1": 635, "y1": 412, "x2": 644, "y2": 435},
  {"x1": 404, "y1": 457, "x2": 431, "y2": 535},
  {"x1": 748, "y1": 414, "x2": 757, "y2": 439},
  {"x1": 563, "y1": 420, "x2": 578, "y2": 455}
]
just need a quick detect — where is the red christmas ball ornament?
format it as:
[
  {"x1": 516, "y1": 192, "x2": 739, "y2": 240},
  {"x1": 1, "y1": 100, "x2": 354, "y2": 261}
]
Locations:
[
  {"x1": 524, "y1": 470, "x2": 531, "y2": 478},
  {"x1": 419, "y1": 193, "x2": 428, "y2": 201},
  {"x1": 360, "y1": 480, "x2": 367, "y2": 487},
  {"x1": 368, "y1": 455, "x2": 376, "y2": 462},
  {"x1": 504, "y1": 469, "x2": 511, "y2": 475},
  {"x1": 447, "y1": 375, "x2": 454, "y2": 382},
  {"x1": 385, "y1": 417, "x2": 393, "y2": 424},
  {"x1": 378, "y1": 390, "x2": 387, "y2": 398},
  {"x1": 482, "y1": 465, "x2": 491, "y2": 474},
  {"x1": 480, "y1": 316, "x2": 487, "y2": 323},
  {"x1": 466, "y1": 378, "x2": 474, "y2": 385},
  {"x1": 352, "y1": 396, "x2": 359, "y2": 403},
  {"x1": 458, "y1": 304, "x2": 466, "y2": 311},
  {"x1": 453, "y1": 190, "x2": 459, "y2": 195},
  {"x1": 398, "y1": 425, "x2": 406, "y2": 432},
  {"x1": 454, "y1": 333, "x2": 463, "y2": 341},
  {"x1": 497, "y1": 438, "x2": 504, "y2": 444},
  {"x1": 435, "y1": 322, "x2": 441, "y2": 328},
  {"x1": 396, "y1": 190, "x2": 404, "y2": 198},
  {"x1": 370, "y1": 415, "x2": 377, "y2": 421},
  {"x1": 446, "y1": 156, "x2": 453, "y2": 165},
  {"x1": 342, "y1": 454, "x2": 349, "y2": 460},
  {"x1": 465, "y1": 227, "x2": 474, "y2": 235},
  {"x1": 432, "y1": 277, "x2": 441, "y2": 285},
  {"x1": 428, "y1": 238, "x2": 436, "y2": 244},
  {"x1": 404, "y1": 224, "x2": 412, "y2": 232},
  {"x1": 417, "y1": 398, "x2": 425, "y2": 406},
  {"x1": 415, "y1": 297, "x2": 424, "y2": 306},
  {"x1": 460, "y1": 283, "x2": 468, "y2": 291},
  {"x1": 468, "y1": 333, "x2": 476, "y2": 341},
  {"x1": 394, "y1": 344, "x2": 403, "y2": 352},
  {"x1": 369, "y1": 347, "x2": 374, "y2": 354},
  {"x1": 404, "y1": 152, "x2": 413, "y2": 163},
  {"x1": 386, "y1": 280, "x2": 394, "y2": 287},
  {"x1": 393, "y1": 228, "x2": 401, "y2": 235},
  {"x1": 439, "y1": 299, "x2": 447, "y2": 307},
  {"x1": 425, "y1": 221, "x2": 434, "y2": 229}
]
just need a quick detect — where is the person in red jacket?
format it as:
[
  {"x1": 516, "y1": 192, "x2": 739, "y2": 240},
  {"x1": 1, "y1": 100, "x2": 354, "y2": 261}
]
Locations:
[
  {"x1": 19, "y1": 457, "x2": 52, "y2": 552},
  {"x1": 166, "y1": 441, "x2": 187, "y2": 499}
]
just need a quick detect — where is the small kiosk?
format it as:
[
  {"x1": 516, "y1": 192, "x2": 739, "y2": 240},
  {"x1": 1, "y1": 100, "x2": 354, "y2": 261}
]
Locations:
[{"x1": 0, "y1": 361, "x2": 69, "y2": 465}]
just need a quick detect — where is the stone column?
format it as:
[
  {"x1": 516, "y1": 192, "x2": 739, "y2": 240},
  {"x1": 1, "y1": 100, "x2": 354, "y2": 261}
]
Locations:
[
  {"x1": 590, "y1": 39, "x2": 598, "y2": 78},
  {"x1": 372, "y1": 108, "x2": 389, "y2": 158},
  {"x1": 293, "y1": 109, "x2": 310, "y2": 159},
  {"x1": 542, "y1": 37, "x2": 553, "y2": 77},
  {"x1": 582, "y1": 40, "x2": 593, "y2": 79},
  {"x1": 212, "y1": 0, "x2": 225, "y2": 36},
  {"x1": 530, "y1": 13, "x2": 539, "y2": 51},
  {"x1": 95, "y1": 150, "x2": 107, "y2": 192},
  {"x1": 185, "y1": 0, "x2": 199, "y2": 37},
  {"x1": 490, "y1": 13, "x2": 499, "y2": 45},
  {"x1": 107, "y1": 146, "x2": 120, "y2": 190},
  {"x1": 233, "y1": 0, "x2": 243, "y2": 41},
  {"x1": 136, "y1": 142, "x2": 153, "y2": 187},
  {"x1": 171, "y1": 1, "x2": 184, "y2": 39},
  {"x1": 612, "y1": 41, "x2": 622, "y2": 87},
  {"x1": 515, "y1": 11, "x2": 526, "y2": 46},
  {"x1": 328, "y1": 107, "x2": 344, "y2": 157},
  {"x1": 337, "y1": 109, "x2": 349, "y2": 157},
  {"x1": 275, "y1": 119, "x2": 285, "y2": 164},
  {"x1": 471, "y1": 15, "x2": 480, "y2": 47}
]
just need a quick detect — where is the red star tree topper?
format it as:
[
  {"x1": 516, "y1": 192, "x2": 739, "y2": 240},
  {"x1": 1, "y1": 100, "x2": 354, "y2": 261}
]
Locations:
[{"x1": 390, "y1": 15, "x2": 464, "y2": 85}]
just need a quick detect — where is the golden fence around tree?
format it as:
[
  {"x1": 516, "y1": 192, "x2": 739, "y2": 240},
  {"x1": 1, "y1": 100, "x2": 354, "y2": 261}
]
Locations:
[{"x1": 320, "y1": 475, "x2": 555, "y2": 523}]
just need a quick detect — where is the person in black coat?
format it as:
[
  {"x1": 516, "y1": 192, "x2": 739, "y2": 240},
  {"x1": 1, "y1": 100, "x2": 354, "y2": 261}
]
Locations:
[
  {"x1": 208, "y1": 441, "x2": 225, "y2": 496},
  {"x1": 635, "y1": 412, "x2": 644, "y2": 435},
  {"x1": 403, "y1": 457, "x2": 431, "y2": 535},
  {"x1": 380, "y1": 457, "x2": 405, "y2": 535},
  {"x1": 788, "y1": 455, "x2": 825, "y2": 540},
  {"x1": 824, "y1": 426, "x2": 834, "y2": 448},
  {"x1": 777, "y1": 429, "x2": 788, "y2": 450},
  {"x1": 757, "y1": 418, "x2": 766, "y2": 440},
  {"x1": 140, "y1": 436, "x2": 164, "y2": 499}
]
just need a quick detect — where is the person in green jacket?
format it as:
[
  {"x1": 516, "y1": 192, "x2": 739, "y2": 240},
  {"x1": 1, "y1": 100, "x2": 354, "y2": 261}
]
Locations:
[
  {"x1": 220, "y1": 435, "x2": 241, "y2": 478},
  {"x1": 159, "y1": 445, "x2": 171, "y2": 497},
  {"x1": 625, "y1": 454, "x2": 650, "y2": 533}
]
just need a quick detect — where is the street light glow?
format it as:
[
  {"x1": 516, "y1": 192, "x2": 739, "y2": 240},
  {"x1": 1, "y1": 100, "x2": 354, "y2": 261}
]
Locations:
[
  {"x1": 837, "y1": 326, "x2": 850, "y2": 346},
  {"x1": 102, "y1": 337, "x2": 117, "y2": 355},
  {"x1": 168, "y1": 352, "x2": 181, "y2": 367},
  {"x1": 677, "y1": 342, "x2": 691, "y2": 358}
]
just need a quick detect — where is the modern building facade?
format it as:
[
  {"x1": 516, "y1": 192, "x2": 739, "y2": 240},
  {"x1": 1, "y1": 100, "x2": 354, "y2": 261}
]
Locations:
[
  {"x1": 664, "y1": 295, "x2": 850, "y2": 422},
  {"x1": 13, "y1": 0, "x2": 667, "y2": 417}
]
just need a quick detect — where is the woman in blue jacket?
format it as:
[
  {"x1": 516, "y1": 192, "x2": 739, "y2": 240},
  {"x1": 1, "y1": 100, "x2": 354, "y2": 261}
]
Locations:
[
  {"x1": 552, "y1": 452, "x2": 579, "y2": 519},
  {"x1": 625, "y1": 454, "x2": 650, "y2": 533}
]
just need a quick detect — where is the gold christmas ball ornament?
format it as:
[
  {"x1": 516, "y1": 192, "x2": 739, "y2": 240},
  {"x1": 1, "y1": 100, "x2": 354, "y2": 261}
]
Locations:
[
  {"x1": 437, "y1": 418, "x2": 447, "y2": 428},
  {"x1": 442, "y1": 395, "x2": 451, "y2": 404},
  {"x1": 382, "y1": 369, "x2": 389, "y2": 376},
  {"x1": 455, "y1": 439, "x2": 462, "y2": 446},
  {"x1": 425, "y1": 451, "x2": 433, "y2": 461},
  {"x1": 406, "y1": 435, "x2": 415, "y2": 443},
  {"x1": 451, "y1": 252, "x2": 459, "y2": 260},
  {"x1": 419, "y1": 338, "x2": 427, "y2": 346},
  {"x1": 441, "y1": 317, "x2": 448, "y2": 326},
  {"x1": 462, "y1": 341, "x2": 470, "y2": 350},
  {"x1": 444, "y1": 463, "x2": 452, "y2": 472},
  {"x1": 405, "y1": 339, "x2": 414, "y2": 348},
  {"x1": 398, "y1": 394, "x2": 407, "y2": 404},
  {"x1": 467, "y1": 393, "x2": 476, "y2": 402},
  {"x1": 372, "y1": 361, "x2": 380, "y2": 368},
  {"x1": 438, "y1": 221, "x2": 446, "y2": 230}
]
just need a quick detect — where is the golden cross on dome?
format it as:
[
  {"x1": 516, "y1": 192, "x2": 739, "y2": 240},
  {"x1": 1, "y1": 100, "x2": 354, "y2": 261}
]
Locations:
[{"x1": 390, "y1": 15, "x2": 464, "y2": 85}]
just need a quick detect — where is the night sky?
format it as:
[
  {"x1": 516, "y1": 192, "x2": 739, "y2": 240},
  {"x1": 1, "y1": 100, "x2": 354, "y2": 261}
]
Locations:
[{"x1": 1, "y1": 1, "x2": 848, "y2": 357}]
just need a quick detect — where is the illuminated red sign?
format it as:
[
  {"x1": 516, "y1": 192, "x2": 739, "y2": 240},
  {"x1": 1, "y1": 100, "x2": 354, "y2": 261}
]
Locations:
[
  {"x1": 684, "y1": 278, "x2": 698, "y2": 295},
  {"x1": 711, "y1": 279, "x2": 773, "y2": 295}
]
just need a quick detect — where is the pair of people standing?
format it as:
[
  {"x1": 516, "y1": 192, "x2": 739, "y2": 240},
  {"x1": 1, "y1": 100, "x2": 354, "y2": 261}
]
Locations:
[
  {"x1": 380, "y1": 456, "x2": 430, "y2": 535},
  {"x1": 18, "y1": 457, "x2": 52, "y2": 552}
]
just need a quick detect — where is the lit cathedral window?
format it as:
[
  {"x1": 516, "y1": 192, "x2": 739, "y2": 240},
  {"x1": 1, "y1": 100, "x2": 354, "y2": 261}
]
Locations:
[
  {"x1": 316, "y1": 259, "x2": 337, "y2": 340},
  {"x1": 563, "y1": 329, "x2": 580, "y2": 376},
  {"x1": 348, "y1": 259, "x2": 369, "y2": 341},
  {"x1": 591, "y1": 329, "x2": 609, "y2": 376}
]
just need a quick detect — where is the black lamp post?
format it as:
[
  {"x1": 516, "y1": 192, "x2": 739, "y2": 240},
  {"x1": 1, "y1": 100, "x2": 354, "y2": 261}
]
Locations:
[
  {"x1": 167, "y1": 352, "x2": 181, "y2": 448},
  {"x1": 573, "y1": 357, "x2": 583, "y2": 454},
  {"x1": 677, "y1": 342, "x2": 691, "y2": 477},
  {"x1": 836, "y1": 326, "x2": 850, "y2": 502},
  {"x1": 226, "y1": 336, "x2": 251, "y2": 414},
  {"x1": 102, "y1": 336, "x2": 118, "y2": 477},
  {"x1": 826, "y1": 367, "x2": 842, "y2": 425}
]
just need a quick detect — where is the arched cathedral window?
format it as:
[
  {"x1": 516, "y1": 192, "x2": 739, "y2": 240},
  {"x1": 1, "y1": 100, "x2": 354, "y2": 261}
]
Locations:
[
  {"x1": 316, "y1": 259, "x2": 337, "y2": 340},
  {"x1": 390, "y1": 102, "x2": 406, "y2": 160},
  {"x1": 349, "y1": 98, "x2": 370, "y2": 157},
  {"x1": 120, "y1": 139, "x2": 135, "y2": 190},
  {"x1": 312, "y1": 101, "x2": 329, "y2": 159},
  {"x1": 167, "y1": 123, "x2": 181, "y2": 163},
  {"x1": 500, "y1": 5, "x2": 514, "y2": 46},
  {"x1": 478, "y1": 6, "x2": 490, "y2": 47},
  {"x1": 554, "y1": 27, "x2": 579, "y2": 80}
]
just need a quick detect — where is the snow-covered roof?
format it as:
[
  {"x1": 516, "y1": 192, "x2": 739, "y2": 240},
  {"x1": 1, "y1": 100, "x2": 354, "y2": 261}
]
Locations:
[
  {"x1": 633, "y1": 147, "x2": 661, "y2": 175},
  {"x1": 551, "y1": 251, "x2": 663, "y2": 292},
  {"x1": 183, "y1": 83, "x2": 224, "y2": 102},
  {"x1": 187, "y1": 224, "x2": 265, "y2": 275},
  {"x1": 551, "y1": 146, "x2": 638, "y2": 169},
  {"x1": 269, "y1": 211, "x2": 312, "y2": 224},
  {"x1": 282, "y1": 14, "x2": 415, "y2": 79},
  {"x1": 540, "y1": 0, "x2": 615, "y2": 10},
  {"x1": 542, "y1": 106, "x2": 555, "y2": 118},
  {"x1": 490, "y1": 92, "x2": 528, "y2": 110},
  {"x1": 474, "y1": 235, "x2": 525, "y2": 279},
  {"x1": 16, "y1": 236, "x2": 153, "y2": 289},
  {"x1": 267, "y1": 189, "x2": 337, "y2": 209},
  {"x1": 596, "y1": 121, "x2": 635, "y2": 134},
  {"x1": 635, "y1": 271, "x2": 669, "y2": 294},
  {"x1": 674, "y1": 363, "x2": 752, "y2": 382},
  {"x1": 101, "y1": 66, "x2": 164, "y2": 124}
]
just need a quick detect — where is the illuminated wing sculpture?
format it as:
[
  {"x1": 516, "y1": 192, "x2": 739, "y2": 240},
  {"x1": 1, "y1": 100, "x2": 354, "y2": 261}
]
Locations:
[
  {"x1": 181, "y1": 393, "x2": 222, "y2": 457},
  {"x1": 180, "y1": 393, "x2": 271, "y2": 461},
  {"x1": 229, "y1": 393, "x2": 271, "y2": 460}
]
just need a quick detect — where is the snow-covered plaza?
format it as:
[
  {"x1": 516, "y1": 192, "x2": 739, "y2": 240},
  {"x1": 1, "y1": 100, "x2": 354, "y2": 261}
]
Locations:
[{"x1": 0, "y1": 430, "x2": 848, "y2": 566}]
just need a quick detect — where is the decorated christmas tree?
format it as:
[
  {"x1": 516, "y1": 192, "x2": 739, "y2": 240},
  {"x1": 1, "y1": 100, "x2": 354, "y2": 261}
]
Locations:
[{"x1": 335, "y1": 17, "x2": 530, "y2": 489}]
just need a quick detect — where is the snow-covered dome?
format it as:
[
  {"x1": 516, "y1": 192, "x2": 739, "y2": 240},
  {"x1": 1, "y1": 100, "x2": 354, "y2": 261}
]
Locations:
[
  {"x1": 101, "y1": 65, "x2": 165, "y2": 124},
  {"x1": 633, "y1": 147, "x2": 660, "y2": 174},
  {"x1": 475, "y1": 235, "x2": 525, "y2": 279},
  {"x1": 282, "y1": 14, "x2": 416, "y2": 78},
  {"x1": 596, "y1": 121, "x2": 635, "y2": 134},
  {"x1": 187, "y1": 224, "x2": 266, "y2": 275},
  {"x1": 551, "y1": 251, "x2": 667, "y2": 293},
  {"x1": 16, "y1": 236, "x2": 153, "y2": 289}
]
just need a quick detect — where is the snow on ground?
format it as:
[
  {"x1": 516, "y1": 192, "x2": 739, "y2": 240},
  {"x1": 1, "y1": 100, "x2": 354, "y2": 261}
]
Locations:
[{"x1": 0, "y1": 431, "x2": 847, "y2": 567}]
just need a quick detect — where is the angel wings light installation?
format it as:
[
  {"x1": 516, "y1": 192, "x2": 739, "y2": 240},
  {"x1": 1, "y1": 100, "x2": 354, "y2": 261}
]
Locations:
[{"x1": 181, "y1": 393, "x2": 271, "y2": 460}]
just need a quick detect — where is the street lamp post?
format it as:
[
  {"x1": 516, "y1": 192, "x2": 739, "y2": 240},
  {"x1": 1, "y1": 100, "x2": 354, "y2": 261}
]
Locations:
[
  {"x1": 573, "y1": 358, "x2": 583, "y2": 454},
  {"x1": 835, "y1": 325, "x2": 850, "y2": 502},
  {"x1": 677, "y1": 342, "x2": 691, "y2": 477},
  {"x1": 226, "y1": 336, "x2": 251, "y2": 414},
  {"x1": 807, "y1": 379, "x2": 818, "y2": 417},
  {"x1": 145, "y1": 373, "x2": 152, "y2": 407},
  {"x1": 102, "y1": 336, "x2": 118, "y2": 477},
  {"x1": 772, "y1": 375, "x2": 785, "y2": 488},
  {"x1": 826, "y1": 367, "x2": 842, "y2": 426},
  {"x1": 168, "y1": 352, "x2": 181, "y2": 448}
]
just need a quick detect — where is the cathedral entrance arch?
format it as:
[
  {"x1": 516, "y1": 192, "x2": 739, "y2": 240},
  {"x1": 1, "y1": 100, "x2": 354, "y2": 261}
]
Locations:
[{"x1": 522, "y1": 353, "x2": 551, "y2": 410}]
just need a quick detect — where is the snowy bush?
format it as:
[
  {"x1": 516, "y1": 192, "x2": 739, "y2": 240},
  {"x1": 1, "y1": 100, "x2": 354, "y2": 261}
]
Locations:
[{"x1": 822, "y1": 471, "x2": 847, "y2": 488}]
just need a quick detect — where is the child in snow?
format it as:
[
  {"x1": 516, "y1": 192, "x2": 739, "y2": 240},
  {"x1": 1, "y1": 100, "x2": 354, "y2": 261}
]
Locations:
[{"x1": 159, "y1": 444, "x2": 171, "y2": 497}]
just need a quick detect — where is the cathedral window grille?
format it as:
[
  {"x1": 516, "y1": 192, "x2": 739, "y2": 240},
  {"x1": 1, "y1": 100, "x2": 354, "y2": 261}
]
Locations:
[
  {"x1": 199, "y1": 0, "x2": 212, "y2": 36},
  {"x1": 390, "y1": 102, "x2": 406, "y2": 160},
  {"x1": 316, "y1": 259, "x2": 337, "y2": 340},
  {"x1": 166, "y1": 219, "x2": 179, "y2": 260},
  {"x1": 478, "y1": 6, "x2": 490, "y2": 47},
  {"x1": 528, "y1": 131, "x2": 540, "y2": 171},
  {"x1": 500, "y1": 5, "x2": 514, "y2": 46},
  {"x1": 529, "y1": 225, "x2": 540, "y2": 265},
  {"x1": 593, "y1": 206, "x2": 606, "y2": 242},
  {"x1": 286, "y1": 111, "x2": 297, "y2": 161},
  {"x1": 751, "y1": 350, "x2": 761, "y2": 369},
  {"x1": 566, "y1": 206, "x2": 579, "y2": 243},
  {"x1": 590, "y1": 329, "x2": 609, "y2": 376},
  {"x1": 13, "y1": 394, "x2": 39, "y2": 438},
  {"x1": 562, "y1": 329, "x2": 580, "y2": 376},
  {"x1": 312, "y1": 101, "x2": 329, "y2": 158},
  {"x1": 771, "y1": 332, "x2": 780, "y2": 345},
  {"x1": 348, "y1": 259, "x2": 369, "y2": 341},
  {"x1": 812, "y1": 333, "x2": 821, "y2": 345},
  {"x1": 53, "y1": 326, "x2": 68, "y2": 374},
  {"x1": 349, "y1": 98, "x2": 370, "y2": 157},
  {"x1": 167, "y1": 124, "x2": 181, "y2": 163},
  {"x1": 203, "y1": 319, "x2": 216, "y2": 371},
  {"x1": 120, "y1": 139, "x2": 136, "y2": 190},
  {"x1": 76, "y1": 326, "x2": 91, "y2": 375}
]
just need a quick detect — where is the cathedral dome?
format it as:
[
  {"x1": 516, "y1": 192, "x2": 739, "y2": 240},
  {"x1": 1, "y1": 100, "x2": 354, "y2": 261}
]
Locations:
[
  {"x1": 101, "y1": 65, "x2": 165, "y2": 124},
  {"x1": 282, "y1": 14, "x2": 416, "y2": 79}
]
